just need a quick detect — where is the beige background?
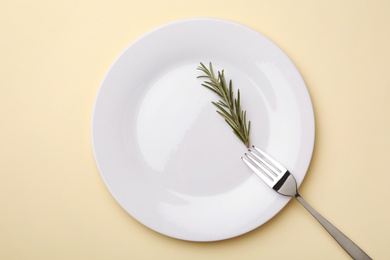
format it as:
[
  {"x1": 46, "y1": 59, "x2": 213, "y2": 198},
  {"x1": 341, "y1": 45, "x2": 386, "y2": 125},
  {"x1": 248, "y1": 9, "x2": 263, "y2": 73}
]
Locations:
[{"x1": 1, "y1": 0, "x2": 389, "y2": 259}]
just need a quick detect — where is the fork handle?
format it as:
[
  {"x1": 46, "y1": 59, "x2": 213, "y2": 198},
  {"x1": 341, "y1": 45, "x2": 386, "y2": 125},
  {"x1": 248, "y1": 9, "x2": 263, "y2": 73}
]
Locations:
[{"x1": 295, "y1": 195, "x2": 372, "y2": 260}]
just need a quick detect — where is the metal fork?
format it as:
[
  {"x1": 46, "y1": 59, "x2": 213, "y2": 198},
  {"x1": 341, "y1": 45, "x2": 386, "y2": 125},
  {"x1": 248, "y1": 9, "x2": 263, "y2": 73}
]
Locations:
[{"x1": 242, "y1": 145, "x2": 371, "y2": 260}]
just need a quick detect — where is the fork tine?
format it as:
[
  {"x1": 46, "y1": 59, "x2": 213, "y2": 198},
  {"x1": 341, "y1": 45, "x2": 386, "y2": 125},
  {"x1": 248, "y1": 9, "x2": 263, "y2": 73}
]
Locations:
[
  {"x1": 245, "y1": 152, "x2": 275, "y2": 180},
  {"x1": 249, "y1": 149, "x2": 279, "y2": 177},
  {"x1": 242, "y1": 146, "x2": 291, "y2": 188},
  {"x1": 242, "y1": 154, "x2": 276, "y2": 187},
  {"x1": 252, "y1": 145, "x2": 287, "y2": 173}
]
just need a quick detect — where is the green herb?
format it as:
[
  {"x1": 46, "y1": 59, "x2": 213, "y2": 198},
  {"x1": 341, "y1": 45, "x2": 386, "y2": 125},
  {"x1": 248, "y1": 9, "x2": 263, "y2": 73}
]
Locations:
[{"x1": 197, "y1": 62, "x2": 251, "y2": 148}]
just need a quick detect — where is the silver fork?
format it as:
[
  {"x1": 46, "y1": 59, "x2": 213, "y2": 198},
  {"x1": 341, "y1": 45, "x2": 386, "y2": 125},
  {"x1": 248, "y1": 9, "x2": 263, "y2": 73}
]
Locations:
[{"x1": 242, "y1": 145, "x2": 372, "y2": 260}]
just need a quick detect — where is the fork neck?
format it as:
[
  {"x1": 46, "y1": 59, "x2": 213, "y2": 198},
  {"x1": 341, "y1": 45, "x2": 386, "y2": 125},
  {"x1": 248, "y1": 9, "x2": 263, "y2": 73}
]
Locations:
[{"x1": 273, "y1": 172, "x2": 298, "y2": 197}]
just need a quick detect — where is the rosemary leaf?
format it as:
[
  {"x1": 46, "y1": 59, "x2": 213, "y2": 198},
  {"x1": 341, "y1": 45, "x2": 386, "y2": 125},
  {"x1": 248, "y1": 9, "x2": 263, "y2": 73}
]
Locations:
[
  {"x1": 216, "y1": 110, "x2": 236, "y2": 126},
  {"x1": 216, "y1": 100, "x2": 228, "y2": 108},
  {"x1": 201, "y1": 84, "x2": 221, "y2": 95},
  {"x1": 212, "y1": 102, "x2": 234, "y2": 121}
]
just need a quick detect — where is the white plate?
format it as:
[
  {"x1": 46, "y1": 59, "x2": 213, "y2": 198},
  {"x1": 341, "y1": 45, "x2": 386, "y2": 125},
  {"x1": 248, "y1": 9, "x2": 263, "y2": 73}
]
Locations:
[{"x1": 91, "y1": 18, "x2": 315, "y2": 241}]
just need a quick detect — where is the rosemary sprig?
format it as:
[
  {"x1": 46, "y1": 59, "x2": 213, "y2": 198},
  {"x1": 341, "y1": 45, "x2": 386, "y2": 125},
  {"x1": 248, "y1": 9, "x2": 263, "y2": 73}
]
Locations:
[{"x1": 197, "y1": 62, "x2": 251, "y2": 148}]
